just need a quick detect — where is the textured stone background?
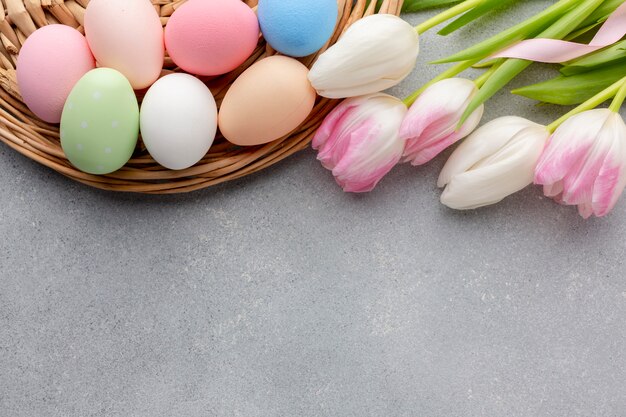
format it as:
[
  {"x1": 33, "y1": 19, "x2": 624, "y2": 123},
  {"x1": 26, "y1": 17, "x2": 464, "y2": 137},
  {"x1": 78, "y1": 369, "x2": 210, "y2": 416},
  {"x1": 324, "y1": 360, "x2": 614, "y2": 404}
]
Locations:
[{"x1": 1, "y1": 2, "x2": 625, "y2": 416}]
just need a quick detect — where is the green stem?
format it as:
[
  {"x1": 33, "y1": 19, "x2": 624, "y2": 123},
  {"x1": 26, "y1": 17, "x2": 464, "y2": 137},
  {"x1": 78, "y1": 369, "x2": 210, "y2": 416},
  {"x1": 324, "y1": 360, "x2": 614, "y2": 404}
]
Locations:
[
  {"x1": 472, "y1": 59, "x2": 499, "y2": 69},
  {"x1": 459, "y1": 0, "x2": 604, "y2": 126},
  {"x1": 609, "y1": 78, "x2": 626, "y2": 112},
  {"x1": 415, "y1": 0, "x2": 486, "y2": 34},
  {"x1": 474, "y1": 59, "x2": 504, "y2": 88},
  {"x1": 576, "y1": 0, "x2": 623, "y2": 30},
  {"x1": 432, "y1": 0, "x2": 583, "y2": 64},
  {"x1": 564, "y1": 21, "x2": 602, "y2": 41},
  {"x1": 547, "y1": 76, "x2": 626, "y2": 132},
  {"x1": 402, "y1": 60, "x2": 478, "y2": 107}
]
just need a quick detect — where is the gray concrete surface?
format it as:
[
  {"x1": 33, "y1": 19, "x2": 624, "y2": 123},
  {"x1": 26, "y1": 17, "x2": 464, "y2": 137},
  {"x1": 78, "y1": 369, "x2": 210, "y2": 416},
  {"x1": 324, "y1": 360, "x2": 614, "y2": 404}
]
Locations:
[{"x1": 2, "y1": 2, "x2": 626, "y2": 416}]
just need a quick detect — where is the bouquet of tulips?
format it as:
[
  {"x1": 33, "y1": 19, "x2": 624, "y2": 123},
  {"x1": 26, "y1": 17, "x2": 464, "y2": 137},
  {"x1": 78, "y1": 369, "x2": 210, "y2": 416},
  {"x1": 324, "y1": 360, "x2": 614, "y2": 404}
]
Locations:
[{"x1": 308, "y1": 0, "x2": 626, "y2": 219}]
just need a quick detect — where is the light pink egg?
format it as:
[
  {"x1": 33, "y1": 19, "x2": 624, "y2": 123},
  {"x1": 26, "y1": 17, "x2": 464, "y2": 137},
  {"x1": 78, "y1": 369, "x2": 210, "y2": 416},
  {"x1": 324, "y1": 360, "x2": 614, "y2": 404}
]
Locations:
[
  {"x1": 164, "y1": 0, "x2": 259, "y2": 76},
  {"x1": 85, "y1": 0, "x2": 164, "y2": 90},
  {"x1": 16, "y1": 25, "x2": 95, "y2": 124}
]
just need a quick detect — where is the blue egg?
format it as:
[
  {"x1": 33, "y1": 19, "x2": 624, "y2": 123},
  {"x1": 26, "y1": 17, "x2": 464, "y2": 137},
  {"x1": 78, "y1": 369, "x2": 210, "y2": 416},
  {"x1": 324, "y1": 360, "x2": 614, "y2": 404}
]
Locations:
[{"x1": 258, "y1": 0, "x2": 338, "y2": 58}]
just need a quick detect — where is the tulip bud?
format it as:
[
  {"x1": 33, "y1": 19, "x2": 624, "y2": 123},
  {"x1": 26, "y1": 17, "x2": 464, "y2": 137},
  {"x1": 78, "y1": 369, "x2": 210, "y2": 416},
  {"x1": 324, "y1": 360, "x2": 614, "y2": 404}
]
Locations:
[
  {"x1": 439, "y1": 116, "x2": 549, "y2": 210},
  {"x1": 312, "y1": 93, "x2": 407, "y2": 192},
  {"x1": 535, "y1": 109, "x2": 626, "y2": 218},
  {"x1": 400, "y1": 78, "x2": 484, "y2": 166},
  {"x1": 308, "y1": 14, "x2": 420, "y2": 99}
]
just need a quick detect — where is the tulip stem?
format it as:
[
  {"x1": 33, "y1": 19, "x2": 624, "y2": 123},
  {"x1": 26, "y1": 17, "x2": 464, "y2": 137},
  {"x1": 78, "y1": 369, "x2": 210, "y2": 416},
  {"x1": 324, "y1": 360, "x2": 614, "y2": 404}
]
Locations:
[
  {"x1": 432, "y1": 0, "x2": 584, "y2": 64},
  {"x1": 403, "y1": 59, "x2": 478, "y2": 107},
  {"x1": 547, "y1": 75, "x2": 626, "y2": 132},
  {"x1": 461, "y1": 0, "x2": 605, "y2": 127},
  {"x1": 609, "y1": 78, "x2": 626, "y2": 113},
  {"x1": 414, "y1": 0, "x2": 486, "y2": 34},
  {"x1": 473, "y1": 59, "x2": 499, "y2": 69},
  {"x1": 474, "y1": 59, "x2": 504, "y2": 88}
]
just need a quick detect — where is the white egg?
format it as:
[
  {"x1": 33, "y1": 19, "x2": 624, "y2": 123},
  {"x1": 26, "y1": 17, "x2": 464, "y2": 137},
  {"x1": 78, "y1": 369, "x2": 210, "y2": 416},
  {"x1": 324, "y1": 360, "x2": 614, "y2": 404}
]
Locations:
[{"x1": 140, "y1": 74, "x2": 218, "y2": 170}]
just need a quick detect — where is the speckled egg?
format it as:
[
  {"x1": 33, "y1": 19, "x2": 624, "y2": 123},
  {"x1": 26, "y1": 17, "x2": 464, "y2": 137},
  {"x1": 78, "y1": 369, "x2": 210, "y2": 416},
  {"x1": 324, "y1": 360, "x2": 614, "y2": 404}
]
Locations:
[
  {"x1": 85, "y1": 0, "x2": 164, "y2": 90},
  {"x1": 219, "y1": 56, "x2": 316, "y2": 146},
  {"x1": 165, "y1": 0, "x2": 259, "y2": 76},
  {"x1": 61, "y1": 69, "x2": 139, "y2": 175},
  {"x1": 258, "y1": 0, "x2": 338, "y2": 57},
  {"x1": 17, "y1": 25, "x2": 95, "y2": 123}
]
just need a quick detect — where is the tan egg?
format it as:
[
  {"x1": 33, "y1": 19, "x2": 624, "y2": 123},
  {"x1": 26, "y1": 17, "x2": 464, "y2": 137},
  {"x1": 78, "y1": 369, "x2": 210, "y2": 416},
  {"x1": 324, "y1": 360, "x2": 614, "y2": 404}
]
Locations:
[{"x1": 219, "y1": 56, "x2": 316, "y2": 146}]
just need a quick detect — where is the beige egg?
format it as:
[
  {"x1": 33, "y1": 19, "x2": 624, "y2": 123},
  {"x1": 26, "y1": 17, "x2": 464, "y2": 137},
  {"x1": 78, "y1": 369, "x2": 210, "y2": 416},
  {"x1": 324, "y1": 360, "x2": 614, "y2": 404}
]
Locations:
[
  {"x1": 85, "y1": 0, "x2": 164, "y2": 90},
  {"x1": 219, "y1": 56, "x2": 316, "y2": 146}
]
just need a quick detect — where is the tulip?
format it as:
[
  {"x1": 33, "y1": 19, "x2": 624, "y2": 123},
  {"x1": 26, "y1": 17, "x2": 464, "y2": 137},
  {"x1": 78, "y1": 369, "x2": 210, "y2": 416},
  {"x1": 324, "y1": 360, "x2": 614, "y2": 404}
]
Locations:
[
  {"x1": 308, "y1": 14, "x2": 420, "y2": 99},
  {"x1": 438, "y1": 116, "x2": 550, "y2": 210},
  {"x1": 312, "y1": 93, "x2": 407, "y2": 192},
  {"x1": 400, "y1": 78, "x2": 484, "y2": 166},
  {"x1": 534, "y1": 109, "x2": 626, "y2": 219}
]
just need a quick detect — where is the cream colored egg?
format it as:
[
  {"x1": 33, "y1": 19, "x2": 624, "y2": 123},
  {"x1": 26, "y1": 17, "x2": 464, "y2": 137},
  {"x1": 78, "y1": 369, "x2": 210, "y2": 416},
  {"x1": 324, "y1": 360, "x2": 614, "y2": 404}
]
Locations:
[
  {"x1": 218, "y1": 56, "x2": 316, "y2": 146},
  {"x1": 85, "y1": 0, "x2": 164, "y2": 90}
]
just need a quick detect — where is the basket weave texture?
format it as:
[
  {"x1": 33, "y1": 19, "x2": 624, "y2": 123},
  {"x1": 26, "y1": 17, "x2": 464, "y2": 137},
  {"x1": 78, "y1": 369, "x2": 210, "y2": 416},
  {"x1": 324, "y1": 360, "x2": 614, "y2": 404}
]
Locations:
[{"x1": 0, "y1": 0, "x2": 403, "y2": 194}]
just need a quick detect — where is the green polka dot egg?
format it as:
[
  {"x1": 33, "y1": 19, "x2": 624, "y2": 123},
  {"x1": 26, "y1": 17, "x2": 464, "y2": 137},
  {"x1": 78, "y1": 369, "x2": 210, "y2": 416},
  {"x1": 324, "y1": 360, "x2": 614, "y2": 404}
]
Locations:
[{"x1": 60, "y1": 68, "x2": 139, "y2": 175}]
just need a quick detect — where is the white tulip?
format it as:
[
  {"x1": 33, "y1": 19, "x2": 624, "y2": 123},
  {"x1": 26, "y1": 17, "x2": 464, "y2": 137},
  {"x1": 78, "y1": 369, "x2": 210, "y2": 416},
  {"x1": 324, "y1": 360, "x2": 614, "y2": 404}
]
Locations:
[
  {"x1": 438, "y1": 116, "x2": 550, "y2": 210},
  {"x1": 308, "y1": 14, "x2": 420, "y2": 99}
]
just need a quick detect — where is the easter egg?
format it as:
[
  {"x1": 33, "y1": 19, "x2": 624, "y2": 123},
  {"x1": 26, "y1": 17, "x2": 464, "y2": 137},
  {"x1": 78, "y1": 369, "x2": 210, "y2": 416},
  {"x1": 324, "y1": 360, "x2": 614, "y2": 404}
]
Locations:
[
  {"x1": 85, "y1": 0, "x2": 164, "y2": 90},
  {"x1": 219, "y1": 56, "x2": 316, "y2": 146},
  {"x1": 164, "y1": 0, "x2": 259, "y2": 76},
  {"x1": 60, "y1": 68, "x2": 139, "y2": 175},
  {"x1": 140, "y1": 74, "x2": 218, "y2": 170},
  {"x1": 16, "y1": 25, "x2": 95, "y2": 124},
  {"x1": 258, "y1": 0, "x2": 338, "y2": 57}
]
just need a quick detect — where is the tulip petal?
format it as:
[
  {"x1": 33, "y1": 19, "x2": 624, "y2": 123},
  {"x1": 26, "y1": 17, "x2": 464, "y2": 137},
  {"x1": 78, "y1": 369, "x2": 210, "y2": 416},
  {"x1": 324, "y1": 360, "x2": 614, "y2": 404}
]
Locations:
[
  {"x1": 406, "y1": 105, "x2": 484, "y2": 166},
  {"x1": 333, "y1": 127, "x2": 404, "y2": 192},
  {"x1": 543, "y1": 181, "x2": 564, "y2": 198},
  {"x1": 400, "y1": 78, "x2": 476, "y2": 141},
  {"x1": 441, "y1": 126, "x2": 547, "y2": 210},
  {"x1": 318, "y1": 117, "x2": 373, "y2": 170},
  {"x1": 534, "y1": 109, "x2": 610, "y2": 187},
  {"x1": 313, "y1": 101, "x2": 358, "y2": 153},
  {"x1": 309, "y1": 15, "x2": 420, "y2": 98},
  {"x1": 591, "y1": 114, "x2": 626, "y2": 216},
  {"x1": 312, "y1": 93, "x2": 406, "y2": 192},
  {"x1": 438, "y1": 116, "x2": 542, "y2": 187},
  {"x1": 401, "y1": 78, "x2": 482, "y2": 165},
  {"x1": 578, "y1": 201, "x2": 594, "y2": 219},
  {"x1": 561, "y1": 116, "x2": 617, "y2": 206},
  {"x1": 534, "y1": 109, "x2": 626, "y2": 218}
]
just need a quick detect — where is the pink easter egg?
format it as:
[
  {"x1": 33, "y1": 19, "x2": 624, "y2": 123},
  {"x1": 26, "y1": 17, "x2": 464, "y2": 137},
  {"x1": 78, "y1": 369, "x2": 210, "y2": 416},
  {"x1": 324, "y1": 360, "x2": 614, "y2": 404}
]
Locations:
[
  {"x1": 164, "y1": 0, "x2": 260, "y2": 76},
  {"x1": 16, "y1": 25, "x2": 95, "y2": 124}
]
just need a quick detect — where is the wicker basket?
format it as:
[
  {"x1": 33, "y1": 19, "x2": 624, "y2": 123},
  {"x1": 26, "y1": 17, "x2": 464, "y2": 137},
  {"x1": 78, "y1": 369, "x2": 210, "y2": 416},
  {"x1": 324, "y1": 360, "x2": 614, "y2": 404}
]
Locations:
[{"x1": 0, "y1": 0, "x2": 403, "y2": 194}]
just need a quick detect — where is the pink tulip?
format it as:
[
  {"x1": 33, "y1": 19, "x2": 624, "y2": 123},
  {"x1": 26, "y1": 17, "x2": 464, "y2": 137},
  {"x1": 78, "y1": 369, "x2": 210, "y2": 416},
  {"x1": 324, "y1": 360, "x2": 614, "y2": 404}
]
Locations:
[
  {"x1": 400, "y1": 78, "x2": 484, "y2": 166},
  {"x1": 535, "y1": 109, "x2": 626, "y2": 218},
  {"x1": 312, "y1": 93, "x2": 407, "y2": 192}
]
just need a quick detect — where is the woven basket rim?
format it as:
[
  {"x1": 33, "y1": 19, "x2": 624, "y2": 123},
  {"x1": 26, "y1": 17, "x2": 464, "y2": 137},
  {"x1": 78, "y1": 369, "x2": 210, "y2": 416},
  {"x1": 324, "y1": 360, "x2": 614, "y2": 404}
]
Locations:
[{"x1": 0, "y1": 0, "x2": 403, "y2": 194}]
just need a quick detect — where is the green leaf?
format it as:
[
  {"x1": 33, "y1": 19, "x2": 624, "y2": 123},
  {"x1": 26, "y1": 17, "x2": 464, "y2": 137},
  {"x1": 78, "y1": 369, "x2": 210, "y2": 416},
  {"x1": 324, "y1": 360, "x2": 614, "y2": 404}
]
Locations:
[
  {"x1": 402, "y1": 0, "x2": 463, "y2": 12},
  {"x1": 437, "y1": 0, "x2": 518, "y2": 36},
  {"x1": 560, "y1": 39, "x2": 626, "y2": 75},
  {"x1": 576, "y1": 0, "x2": 624, "y2": 28},
  {"x1": 368, "y1": 0, "x2": 463, "y2": 12},
  {"x1": 472, "y1": 59, "x2": 499, "y2": 68},
  {"x1": 432, "y1": 0, "x2": 583, "y2": 64},
  {"x1": 512, "y1": 64, "x2": 626, "y2": 105},
  {"x1": 459, "y1": 0, "x2": 604, "y2": 125},
  {"x1": 564, "y1": 21, "x2": 603, "y2": 41}
]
